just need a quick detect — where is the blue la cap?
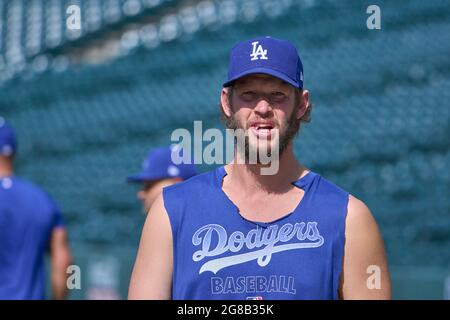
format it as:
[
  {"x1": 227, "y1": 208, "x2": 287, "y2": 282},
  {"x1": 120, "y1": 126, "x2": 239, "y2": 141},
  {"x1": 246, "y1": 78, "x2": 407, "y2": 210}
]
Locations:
[
  {"x1": 127, "y1": 146, "x2": 197, "y2": 183},
  {"x1": 223, "y1": 36, "x2": 304, "y2": 89},
  {"x1": 0, "y1": 117, "x2": 17, "y2": 157}
]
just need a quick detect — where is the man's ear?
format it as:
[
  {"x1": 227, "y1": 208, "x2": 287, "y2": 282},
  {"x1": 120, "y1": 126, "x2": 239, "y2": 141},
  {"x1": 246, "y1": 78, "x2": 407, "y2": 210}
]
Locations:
[
  {"x1": 221, "y1": 87, "x2": 232, "y2": 117},
  {"x1": 296, "y1": 89, "x2": 310, "y2": 120},
  {"x1": 137, "y1": 190, "x2": 146, "y2": 200}
]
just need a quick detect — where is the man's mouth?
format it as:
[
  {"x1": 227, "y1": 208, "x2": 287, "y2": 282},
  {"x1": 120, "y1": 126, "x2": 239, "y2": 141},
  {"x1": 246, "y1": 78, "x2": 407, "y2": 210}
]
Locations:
[{"x1": 249, "y1": 122, "x2": 276, "y2": 138}]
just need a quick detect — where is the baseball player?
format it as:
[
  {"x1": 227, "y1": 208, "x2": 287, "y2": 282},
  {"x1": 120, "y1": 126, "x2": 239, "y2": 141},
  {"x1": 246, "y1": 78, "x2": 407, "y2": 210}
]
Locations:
[
  {"x1": 128, "y1": 37, "x2": 391, "y2": 299},
  {"x1": 0, "y1": 118, "x2": 72, "y2": 299},
  {"x1": 127, "y1": 146, "x2": 198, "y2": 213}
]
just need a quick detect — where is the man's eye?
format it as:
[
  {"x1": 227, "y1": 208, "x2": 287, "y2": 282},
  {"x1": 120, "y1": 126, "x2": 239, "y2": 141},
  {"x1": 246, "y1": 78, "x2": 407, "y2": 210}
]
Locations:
[
  {"x1": 241, "y1": 92, "x2": 257, "y2": 100},
  {"x1": 271, "y1": 92, "x2": 286, "y2": 101}
]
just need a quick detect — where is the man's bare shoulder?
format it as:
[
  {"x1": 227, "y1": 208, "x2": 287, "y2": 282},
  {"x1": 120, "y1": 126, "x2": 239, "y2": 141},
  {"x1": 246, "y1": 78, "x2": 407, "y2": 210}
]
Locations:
[
  {"x1": 144, "y1": 192, "x2": 172, "y2": 236},
  {"x1": 346, "y1": 195, "x2": 378, "y2": 232},
  {"x1": 128, "y1": 192, "x2": 174, "y2": 299},
  {"x1": 340, "y1": 194, "x2": 391, "y2": 299}
]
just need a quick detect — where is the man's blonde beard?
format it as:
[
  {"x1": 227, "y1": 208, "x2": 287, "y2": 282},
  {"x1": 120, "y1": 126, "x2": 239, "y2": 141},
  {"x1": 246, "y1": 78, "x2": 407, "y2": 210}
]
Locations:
[{"x1": 224, "y1": 107, "x2": 301, "y2": 164}]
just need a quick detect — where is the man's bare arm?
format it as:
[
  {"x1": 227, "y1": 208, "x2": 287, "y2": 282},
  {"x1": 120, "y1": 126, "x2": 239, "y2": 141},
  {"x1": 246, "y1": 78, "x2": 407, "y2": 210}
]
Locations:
[
  {"x1": 128, "y1": 192, "x2": 173, "y2": 299},
  {"x1": 50, "y1": 227, "x2": 72, "y2": 300},
  {"x1": 339, "y1": 195, "x2": 391, "y2": 299}
]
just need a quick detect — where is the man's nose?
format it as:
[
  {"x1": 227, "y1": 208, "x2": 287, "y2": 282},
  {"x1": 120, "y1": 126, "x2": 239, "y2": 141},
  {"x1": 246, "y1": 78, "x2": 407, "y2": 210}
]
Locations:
[{"x1": 254, "y1": 98, "x2": 272, "y2": 115}]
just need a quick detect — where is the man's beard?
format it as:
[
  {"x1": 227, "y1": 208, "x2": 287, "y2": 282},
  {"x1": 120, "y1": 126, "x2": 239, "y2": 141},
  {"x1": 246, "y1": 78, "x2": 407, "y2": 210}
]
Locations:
[{"x1": 224, "y1": 107, "x2": 301, "y2": 164}]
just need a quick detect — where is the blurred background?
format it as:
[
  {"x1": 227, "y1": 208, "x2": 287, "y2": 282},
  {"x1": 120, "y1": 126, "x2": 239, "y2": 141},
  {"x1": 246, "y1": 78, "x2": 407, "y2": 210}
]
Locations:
[{"x1": 0, "y1": 0, "x2": 449, "y2": 299}]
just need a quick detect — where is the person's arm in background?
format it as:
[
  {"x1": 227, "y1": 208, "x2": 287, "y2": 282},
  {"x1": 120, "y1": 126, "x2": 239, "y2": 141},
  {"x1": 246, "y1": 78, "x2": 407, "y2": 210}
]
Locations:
[
  {"x1": 47, "y1": 195, "x2": 73, "y2": 300},
  {"x1": 128, "y1": 192, "x2": 173, "y2": 299},
  {"x1": 339, "y1": 195, "x2": 391, "y2": 299},
  {"x1": 49, "y1": 227, "x2": 73, "y2": 300}
]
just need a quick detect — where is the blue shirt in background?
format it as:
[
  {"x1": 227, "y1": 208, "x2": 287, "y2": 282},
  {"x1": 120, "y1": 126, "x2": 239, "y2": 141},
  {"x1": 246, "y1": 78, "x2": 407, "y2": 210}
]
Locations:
[{"x1": 0, "y1": 176, "x2": 65, "y2": 300}]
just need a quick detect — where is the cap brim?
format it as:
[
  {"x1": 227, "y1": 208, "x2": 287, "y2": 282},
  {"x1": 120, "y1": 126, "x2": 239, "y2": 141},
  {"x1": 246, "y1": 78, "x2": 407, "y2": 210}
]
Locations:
[
  {"x1": 127, "y1": 172, "x2": 164, "y2": 183},
  {"x1": 223, "y1": 67, "x2": 301, "y2": 88}
]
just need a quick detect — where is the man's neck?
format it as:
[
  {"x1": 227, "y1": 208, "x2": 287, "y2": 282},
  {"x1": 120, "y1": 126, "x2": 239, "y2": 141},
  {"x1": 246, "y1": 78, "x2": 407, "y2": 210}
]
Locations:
[
  {"x1": 0, "y1": 157, "x2": 13, "y2": 177},
  {"x1": 225, "y1": 145, "x2": 307, "y2": 194}
]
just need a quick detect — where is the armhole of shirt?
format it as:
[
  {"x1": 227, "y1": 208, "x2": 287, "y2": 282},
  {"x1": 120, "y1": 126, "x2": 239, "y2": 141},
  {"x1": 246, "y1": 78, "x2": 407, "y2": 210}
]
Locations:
[
  {"x1": 332, "y1": 192, "x2": 350, "y2": 300},
  {"x1": 162, "y1": 186, "x2": 178, "y2": 300}
]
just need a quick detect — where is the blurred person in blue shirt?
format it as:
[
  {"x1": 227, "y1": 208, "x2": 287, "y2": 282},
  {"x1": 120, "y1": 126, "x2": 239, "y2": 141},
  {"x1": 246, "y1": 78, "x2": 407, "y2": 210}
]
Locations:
[
  {"x1": 127, "y1": 146, "x2": 197, "y2": 213},
  {"x1": 0, "y1": 118, "x2": 72, "y2": 300}
]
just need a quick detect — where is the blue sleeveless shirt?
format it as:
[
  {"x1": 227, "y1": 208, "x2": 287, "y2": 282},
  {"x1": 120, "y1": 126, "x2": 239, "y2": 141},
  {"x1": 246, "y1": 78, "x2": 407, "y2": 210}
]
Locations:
[{"x1": 163, "y1": 166, "x2": 349, "y2": 300}]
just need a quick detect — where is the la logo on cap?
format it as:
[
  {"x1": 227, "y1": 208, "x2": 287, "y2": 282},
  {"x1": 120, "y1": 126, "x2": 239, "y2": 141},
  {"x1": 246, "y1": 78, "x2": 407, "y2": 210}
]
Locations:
[{"x1": 250, "y1": 41, "x2": 268, "y2": 61}]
